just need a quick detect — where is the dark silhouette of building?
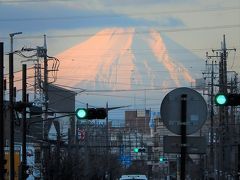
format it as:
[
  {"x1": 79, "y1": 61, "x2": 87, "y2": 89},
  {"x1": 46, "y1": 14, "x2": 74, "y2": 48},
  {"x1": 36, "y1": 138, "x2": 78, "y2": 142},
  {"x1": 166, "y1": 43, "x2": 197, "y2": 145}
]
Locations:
[{"x1": 125, "y1": 110, "x2": 150, "y2": 134}]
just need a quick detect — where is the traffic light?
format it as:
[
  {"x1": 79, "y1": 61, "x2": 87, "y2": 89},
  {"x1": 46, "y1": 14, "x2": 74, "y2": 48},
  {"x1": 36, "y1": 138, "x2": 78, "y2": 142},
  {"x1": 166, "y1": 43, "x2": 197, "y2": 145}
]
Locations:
[
  {"x1": 133, "y1": 147, "x2": 145, "y2": 153},
  {"x1": 159, "y1": 156, "x2": 167, "y2": 163},
  {"x1": 215, "y1": 93, "x2": 240, "y2": 106},
  {"x1": 75, "y1": 108, "x2": 107, "y2": 119},
  {"x1": 133, "y1": 148, "x2": 139, "y2": 153}
]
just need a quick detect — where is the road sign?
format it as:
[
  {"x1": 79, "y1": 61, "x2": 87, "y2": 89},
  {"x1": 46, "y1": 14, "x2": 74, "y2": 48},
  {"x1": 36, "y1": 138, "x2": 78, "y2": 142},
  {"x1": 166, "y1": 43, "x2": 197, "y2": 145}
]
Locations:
[
  {"x1": 160, "y1": 87, "x2": 207, "y2": 135},
  {"x1": 120, "y1": 155, "x2": 132, "y2": 167},
  {"x1": 163, "y1": 136, "x2": 207, "y2": 154}
]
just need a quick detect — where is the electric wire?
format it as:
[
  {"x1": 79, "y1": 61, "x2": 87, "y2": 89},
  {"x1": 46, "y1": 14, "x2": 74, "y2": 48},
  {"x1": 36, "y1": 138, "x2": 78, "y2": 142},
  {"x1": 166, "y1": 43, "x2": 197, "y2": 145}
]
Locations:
[{"x1": 1, "y1": 24, "x2": 240, "y2": 40}]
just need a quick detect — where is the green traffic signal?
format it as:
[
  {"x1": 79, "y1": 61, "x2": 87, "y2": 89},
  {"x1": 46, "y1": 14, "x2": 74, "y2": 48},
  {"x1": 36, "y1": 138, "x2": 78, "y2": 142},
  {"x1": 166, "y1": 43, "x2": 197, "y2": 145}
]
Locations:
[
  {"x1": 215, "y1": 93, "x2": 227, "y2": 106},
  {"x1": 133, "y1": 147, "x2": 145, "y2": 153},
  {"x1": 215, "y1": 93, "x2": 240, "y2": 106},
  {"x1": 76, "y1": 108, "x2": 87, "y2": 119},
  {"x1": 159, "y1": 156, "x2": 167, "y2": 163},
  {"x1": 133, "y1": 148, "x2": 139, "y2": 153},
  {"x1": 75, "y1": 108, "x2": 108, "y2": 119}
]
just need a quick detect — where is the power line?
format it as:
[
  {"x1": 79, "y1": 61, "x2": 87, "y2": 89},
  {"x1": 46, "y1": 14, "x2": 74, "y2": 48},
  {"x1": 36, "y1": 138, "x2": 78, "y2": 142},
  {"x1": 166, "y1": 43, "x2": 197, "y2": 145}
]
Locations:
[
  {"x1": 0, "y1": 0, "x2": 78, "y2": 2},
  {"x1": 53, "y1": 82, "x2": 190, "y2": 93},
  {"x1": 55, "y1": 50, "x2": 222, "y2": 57},
  {"x1": 82, "y1": 93, "x2": 164, "y2": 103},
  {"x1": 0, "y1": 6, "x2": 239, "y2": 21},
  {"x1": 54, "y1": 79, "x2": 194, "y2": 88},
  {"x1": 1, "y1": 24, "x2": 240, "y2": 40}
]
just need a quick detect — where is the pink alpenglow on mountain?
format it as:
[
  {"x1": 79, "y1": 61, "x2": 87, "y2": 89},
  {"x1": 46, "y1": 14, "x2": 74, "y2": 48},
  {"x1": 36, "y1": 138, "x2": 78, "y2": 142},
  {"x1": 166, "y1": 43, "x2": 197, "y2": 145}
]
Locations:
[
  {"x1": 56, "y1": 28, "x2": 135, "y2": 90},
  {"x1": 55, "y1": 28, "x2": 198, "y2": 91}
]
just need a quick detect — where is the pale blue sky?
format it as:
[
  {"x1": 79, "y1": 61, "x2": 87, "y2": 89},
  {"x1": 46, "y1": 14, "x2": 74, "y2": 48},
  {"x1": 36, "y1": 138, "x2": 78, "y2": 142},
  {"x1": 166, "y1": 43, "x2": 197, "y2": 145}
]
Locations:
[{"x1": 0, "y1": 0, "x2": 239, "y2": 71}]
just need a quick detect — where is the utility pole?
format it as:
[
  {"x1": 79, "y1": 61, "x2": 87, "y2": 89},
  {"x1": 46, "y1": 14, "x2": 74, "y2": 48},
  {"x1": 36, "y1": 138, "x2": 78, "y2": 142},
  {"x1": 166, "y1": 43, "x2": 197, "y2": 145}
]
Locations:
[
  {"x1": 203, "y1": 53, "x2": 218, "y2": 179},
  {"x1": 210, "y1": 59, "x2": 215, "y2": 178},
  {"x1": 144, "y1": 90, "x2": 146, "y2": 133},
  {"x1": 211, "y1": 35, "x2": 236, "y2": 179},
  {"x1": 42, "y1": 35, "x2": 48, "y2": 179},
  {"x1": 9, "y1": 32, "x2": 22, "y2": 180},
  {"x1": 106, "y1": 102, "x2": 109, "y2": 180},
  {"x1": 43, "y1": 34, "x2": 48, "y2": 140},
  {"x1": 0, "y1": 42, "x2": 5, "y2": 180},
  {"x1": 21, "y1": 64, "x2": 27, "y2": 180}
]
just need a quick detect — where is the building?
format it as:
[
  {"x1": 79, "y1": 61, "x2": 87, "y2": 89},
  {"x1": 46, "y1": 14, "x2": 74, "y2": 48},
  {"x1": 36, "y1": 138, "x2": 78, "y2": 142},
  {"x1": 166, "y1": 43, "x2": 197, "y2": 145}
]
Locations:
[
  {"x1": 47, "y1": 84, "x2": 76, "y2": 143},
  {"x1": 125, "y1": 110, "x2": 151, "y2": 134}
]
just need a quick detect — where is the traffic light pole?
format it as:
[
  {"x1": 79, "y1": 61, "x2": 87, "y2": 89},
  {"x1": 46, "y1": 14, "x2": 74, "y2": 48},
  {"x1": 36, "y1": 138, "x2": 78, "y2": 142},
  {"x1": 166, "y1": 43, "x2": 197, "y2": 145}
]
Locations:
[
  {"x1": 21, "y1": 64, "x2": 27, "y2": 180},
  {"x1": 106, "y1": 102, "x2": 109, "y2": 180},
  {"x1": 180, "y1": 94, "x2": 187, "y2": 180},
  {"x1": 9, "y1": 52, "x2": 15, "y2": 180}
]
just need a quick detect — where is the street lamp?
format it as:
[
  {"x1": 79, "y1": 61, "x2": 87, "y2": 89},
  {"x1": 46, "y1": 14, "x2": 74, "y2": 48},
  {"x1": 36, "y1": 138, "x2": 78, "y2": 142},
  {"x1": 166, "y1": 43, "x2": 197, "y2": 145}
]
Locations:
[
  {"x1": 9, "y1": 32, "x2": 22, "y2": 53},
  {"x1": 9, "y1": 32, "x2": 22, "y2": 180}
]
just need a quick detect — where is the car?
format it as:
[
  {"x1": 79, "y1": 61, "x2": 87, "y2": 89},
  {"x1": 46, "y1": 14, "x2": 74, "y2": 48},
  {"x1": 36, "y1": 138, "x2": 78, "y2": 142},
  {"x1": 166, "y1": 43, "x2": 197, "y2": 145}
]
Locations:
[{"x1": 119, "y1": 174, "x2": 148, "y2": 180}]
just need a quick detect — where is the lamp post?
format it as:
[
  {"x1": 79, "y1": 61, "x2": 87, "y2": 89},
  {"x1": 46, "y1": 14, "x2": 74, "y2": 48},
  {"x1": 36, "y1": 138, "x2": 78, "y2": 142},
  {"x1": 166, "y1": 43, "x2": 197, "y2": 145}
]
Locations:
[
  {"x1": 10, "y1": 32, "x2": 22, "y2": 53},
  {"x1": 9, "y1": 32, "x2": 22, "y2": 180}
]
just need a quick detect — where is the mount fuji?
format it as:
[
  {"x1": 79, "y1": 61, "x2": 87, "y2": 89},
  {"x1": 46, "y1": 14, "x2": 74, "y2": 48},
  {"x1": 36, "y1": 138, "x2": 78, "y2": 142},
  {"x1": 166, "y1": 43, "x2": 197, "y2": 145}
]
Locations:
[
  {"x1": 53, "y1": 28, "x2": 204, "y2": 115},
  {"x1": 56, "y1": 28, "x2": 202, "y2": 92}
]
